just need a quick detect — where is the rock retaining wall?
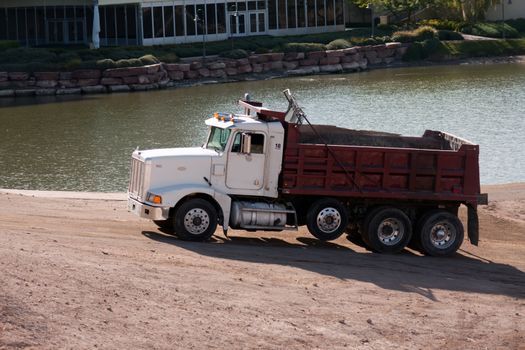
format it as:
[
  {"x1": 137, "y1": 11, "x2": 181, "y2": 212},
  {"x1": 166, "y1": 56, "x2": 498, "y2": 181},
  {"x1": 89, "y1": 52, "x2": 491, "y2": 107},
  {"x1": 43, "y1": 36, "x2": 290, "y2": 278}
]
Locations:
[{"x1": 0, "y1": 43, "x2": 408, "y2": 98}]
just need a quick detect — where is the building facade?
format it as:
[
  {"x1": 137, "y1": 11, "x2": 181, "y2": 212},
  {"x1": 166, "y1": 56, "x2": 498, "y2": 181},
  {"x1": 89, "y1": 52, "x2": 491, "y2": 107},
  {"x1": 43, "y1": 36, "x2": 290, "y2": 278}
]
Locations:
[
  {"x1": 0, "y1": 0, "x2": 345, "y2": 47},
  {"x1": 485, "y1": 0, "x2": 525, "y2": 21}
]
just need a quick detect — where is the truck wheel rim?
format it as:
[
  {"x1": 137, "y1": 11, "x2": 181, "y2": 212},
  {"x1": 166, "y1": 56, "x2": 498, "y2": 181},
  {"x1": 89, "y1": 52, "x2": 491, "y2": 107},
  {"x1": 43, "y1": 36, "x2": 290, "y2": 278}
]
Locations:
[
  {"x1": 430, "y1": 222, "x2": 455, "y2": 249},
  {"x1": 316, "y1": 207, "x2": 341, "y2": 233},
  {"x1": 183, "y1": 208, "x2": 210, "y2": 235},
  {"x1": 377, "y1": 218, "x2": 404, "y2": 246}
]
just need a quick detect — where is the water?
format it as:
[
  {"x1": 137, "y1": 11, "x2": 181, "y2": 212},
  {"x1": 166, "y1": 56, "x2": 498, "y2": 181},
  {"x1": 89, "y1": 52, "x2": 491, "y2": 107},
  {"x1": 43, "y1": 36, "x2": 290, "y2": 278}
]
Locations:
[{"x1": 1, "y1": 62, "x2": 524, "y2": 192}]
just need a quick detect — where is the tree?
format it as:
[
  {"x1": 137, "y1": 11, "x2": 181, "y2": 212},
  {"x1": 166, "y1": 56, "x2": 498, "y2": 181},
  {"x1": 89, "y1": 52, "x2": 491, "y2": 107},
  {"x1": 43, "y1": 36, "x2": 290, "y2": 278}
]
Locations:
[
  {"x1": 453, "y1": 0, "x2": 501, "y2": 22},
  {"x1": 352, "y1": 0, "x2": 433, "y2": 23}
]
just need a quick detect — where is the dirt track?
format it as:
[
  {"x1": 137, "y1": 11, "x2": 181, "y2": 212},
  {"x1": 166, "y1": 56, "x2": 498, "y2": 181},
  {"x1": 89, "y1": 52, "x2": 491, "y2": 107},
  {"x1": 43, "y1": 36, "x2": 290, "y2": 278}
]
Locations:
[{"x1": 0, "y1": 185, "x2": 524, "y2": 349}]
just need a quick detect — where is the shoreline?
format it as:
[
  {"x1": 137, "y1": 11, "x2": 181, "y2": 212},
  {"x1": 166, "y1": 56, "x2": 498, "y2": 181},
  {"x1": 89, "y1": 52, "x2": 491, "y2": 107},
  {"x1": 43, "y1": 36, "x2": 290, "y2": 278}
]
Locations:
[{"x1": 1, "y1": 182, "x2": 523, "y2": 200}]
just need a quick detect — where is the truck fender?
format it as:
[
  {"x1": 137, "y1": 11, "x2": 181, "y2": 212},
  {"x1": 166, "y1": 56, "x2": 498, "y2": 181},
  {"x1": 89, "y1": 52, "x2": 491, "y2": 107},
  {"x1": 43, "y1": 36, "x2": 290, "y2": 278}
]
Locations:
[{"x1": 153, "y1": 184, "x2": 232, "y2": 231}]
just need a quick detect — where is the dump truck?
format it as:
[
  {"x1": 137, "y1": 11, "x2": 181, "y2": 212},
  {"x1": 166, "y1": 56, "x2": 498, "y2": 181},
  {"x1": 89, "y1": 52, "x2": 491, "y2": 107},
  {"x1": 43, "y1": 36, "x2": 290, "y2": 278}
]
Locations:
[{"x1": 128, "y1": 90, "x2": 487, "y2": 256}]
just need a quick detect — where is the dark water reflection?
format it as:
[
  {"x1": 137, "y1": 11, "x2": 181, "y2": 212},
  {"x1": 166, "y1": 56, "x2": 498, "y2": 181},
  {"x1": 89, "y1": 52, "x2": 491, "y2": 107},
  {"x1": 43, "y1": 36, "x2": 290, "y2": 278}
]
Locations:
[{"x1": 0, "y1": 63, "x2": 524, "y2": 191}]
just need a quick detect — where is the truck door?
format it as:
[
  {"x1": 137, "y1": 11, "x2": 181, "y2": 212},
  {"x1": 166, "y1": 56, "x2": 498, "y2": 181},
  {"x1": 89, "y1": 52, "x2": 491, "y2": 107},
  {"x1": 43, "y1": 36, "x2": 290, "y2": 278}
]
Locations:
[{"x1": 226, "y1": 132, "x2": 266, "y2": 190}]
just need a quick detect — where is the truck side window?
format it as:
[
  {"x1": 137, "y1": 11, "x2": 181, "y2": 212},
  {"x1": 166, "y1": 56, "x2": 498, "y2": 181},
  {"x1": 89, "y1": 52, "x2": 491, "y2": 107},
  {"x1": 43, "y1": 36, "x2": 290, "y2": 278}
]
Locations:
[
  {"x1": 251, "y1": 134, "x2": 264, "y2": 154},
  {"x1": 231, "y1": 133, "x2": 242, "y2": 153}
]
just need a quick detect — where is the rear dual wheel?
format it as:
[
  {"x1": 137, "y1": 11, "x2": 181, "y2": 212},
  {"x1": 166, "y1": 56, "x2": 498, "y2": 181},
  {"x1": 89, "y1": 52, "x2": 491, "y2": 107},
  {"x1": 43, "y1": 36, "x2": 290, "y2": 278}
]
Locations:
[
  {"x1": 362, "y1": 207, "x2": 412, "y2": 253},
  {"x1": 416, "y1": 210, "x2": 464, "y2": 257}
]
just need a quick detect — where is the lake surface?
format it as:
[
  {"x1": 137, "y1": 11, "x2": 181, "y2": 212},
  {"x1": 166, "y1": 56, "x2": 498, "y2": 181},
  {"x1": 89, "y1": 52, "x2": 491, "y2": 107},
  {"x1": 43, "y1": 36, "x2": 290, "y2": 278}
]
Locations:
[{"x1": 1, "y1": 62, "x2": 524, "y2": 192}]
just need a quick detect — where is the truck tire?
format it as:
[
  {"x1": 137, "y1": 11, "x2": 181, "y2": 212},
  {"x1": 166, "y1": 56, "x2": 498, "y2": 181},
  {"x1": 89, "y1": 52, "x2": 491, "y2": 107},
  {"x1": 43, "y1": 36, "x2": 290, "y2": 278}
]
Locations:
[
  {"x1": 153, "y1": 219, "x2": 172, "y2": 230},
  {"x1": 363, "y1": 207, "x2": 412, "y2": 253},
  {"x1": 306, "y1": 199, "x2": 349, "y2": 241},
  {"x1": 173, "y1": 198, "x2": 217, "y2": 241},
  {"x1": 418, "y1": 210, "x2": 464, "y2": 256}
]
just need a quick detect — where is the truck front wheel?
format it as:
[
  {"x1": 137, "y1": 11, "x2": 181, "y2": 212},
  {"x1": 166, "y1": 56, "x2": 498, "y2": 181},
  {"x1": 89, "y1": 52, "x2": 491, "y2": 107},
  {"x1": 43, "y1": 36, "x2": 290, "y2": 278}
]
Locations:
[
  {"x1": 418, "y1": 210, "x2": 464, "y2": 256},
  {"x1": 173, "y1": 198, "x2": 218, "y2": 241},
  {"x1": 363, "y1": 207, "x2": 412, "y2": 253},
  {"x1": 306, "y1": 199, "x2": 349, "y2": 241}
]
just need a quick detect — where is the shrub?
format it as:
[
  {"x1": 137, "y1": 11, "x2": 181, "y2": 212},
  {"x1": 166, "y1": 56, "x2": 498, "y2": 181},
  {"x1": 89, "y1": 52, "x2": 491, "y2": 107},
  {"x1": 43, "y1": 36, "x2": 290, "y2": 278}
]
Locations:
[
  {"x1": 0, "y1": 47, "x2": 56, "y2": 64},
  {"x1": 0, "y1": 40, "x2": 20, "y2": 50},
  {"x1": 392, "y1": 26, "x2": 437, "y2": 43},
  {"x1": 255, "y1": 47, "x2": 270, "y2": 54},
  {"x1": 462, "y1": 22, "x2": 519, "y2": 38},
  {"x1": 279, "y1": 42, "x2": 326, "y2": 52},
  {"x1": 402, "y1": 38, "x2": 444, "y2": 61},
  {"x1": 418, "y1": 19, "x2": 464, "y2": 31},
  {"x1": 219, "y1": 49, "x2": 249, "y2": 59},
  {"x1": 326, "y1": 39, "x2": 352, "y2": 50},
  {"x1": 116, "y1": 58, "x2": 142, "y2": 68},
  {"x1": 437, "y1": 30, "x2": 464, "y2": 41},
  {"x1": 96, "y1": 58, "x2": 117, "y2": 69},
  {"x1": 139, "y1": 54, "x2": 160, "y2": 65},
  {"x1": 506, "y1": 18, "x2": 525, "y2": 33},
  {"x1": 158, "y1": 52, "x2": 179, "y2": 63}
]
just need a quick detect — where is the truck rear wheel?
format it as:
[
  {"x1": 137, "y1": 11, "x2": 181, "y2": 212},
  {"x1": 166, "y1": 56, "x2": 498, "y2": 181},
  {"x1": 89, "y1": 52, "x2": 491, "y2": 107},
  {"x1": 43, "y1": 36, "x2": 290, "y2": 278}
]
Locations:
[
  {"x1": 306, "y1": 199, "x2": 348, "y2": 241},
  {"x1": 363, "y1": 207, "x2": 412, "y2": 253},
  {"x1": 173, "y1": 198, "x2": 217, "y2": 241},
  {"x1": 418, "y1": 210, "x2": 464, "y2": 256}
]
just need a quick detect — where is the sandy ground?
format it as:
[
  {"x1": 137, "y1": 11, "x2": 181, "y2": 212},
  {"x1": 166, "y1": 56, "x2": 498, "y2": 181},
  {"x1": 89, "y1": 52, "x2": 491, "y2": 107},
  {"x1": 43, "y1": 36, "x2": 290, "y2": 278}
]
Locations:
[{"x1": 0, "y1": 184, "x2": 524, "y2": 350}]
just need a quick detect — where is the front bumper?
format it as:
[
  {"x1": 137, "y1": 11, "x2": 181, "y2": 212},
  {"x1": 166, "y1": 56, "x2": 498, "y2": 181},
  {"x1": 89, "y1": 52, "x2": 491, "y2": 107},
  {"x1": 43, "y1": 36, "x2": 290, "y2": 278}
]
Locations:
[{"x1": 128, "y1": 197, "x2": 168, "y2": 221}]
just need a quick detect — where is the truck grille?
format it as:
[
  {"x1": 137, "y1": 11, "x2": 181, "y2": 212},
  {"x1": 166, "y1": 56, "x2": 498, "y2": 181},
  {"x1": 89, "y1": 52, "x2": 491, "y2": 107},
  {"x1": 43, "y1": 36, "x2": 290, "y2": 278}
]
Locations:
[{"x1": 128, "y1": 157, "x2": 145, "y2": 199}]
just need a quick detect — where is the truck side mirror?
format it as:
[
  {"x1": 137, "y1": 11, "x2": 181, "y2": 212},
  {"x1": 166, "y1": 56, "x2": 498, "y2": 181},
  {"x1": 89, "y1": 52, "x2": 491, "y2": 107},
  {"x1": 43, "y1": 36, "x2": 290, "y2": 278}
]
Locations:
[{"x1": 241, "y1": 133, "x2": 251, "y2": 154}]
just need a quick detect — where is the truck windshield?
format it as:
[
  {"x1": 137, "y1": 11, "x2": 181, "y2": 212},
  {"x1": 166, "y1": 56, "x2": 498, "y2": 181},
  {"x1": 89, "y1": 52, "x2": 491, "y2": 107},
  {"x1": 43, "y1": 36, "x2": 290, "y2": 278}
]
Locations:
[{"x1": 206, "y1": 127, "x2": 231, "y2": 152}]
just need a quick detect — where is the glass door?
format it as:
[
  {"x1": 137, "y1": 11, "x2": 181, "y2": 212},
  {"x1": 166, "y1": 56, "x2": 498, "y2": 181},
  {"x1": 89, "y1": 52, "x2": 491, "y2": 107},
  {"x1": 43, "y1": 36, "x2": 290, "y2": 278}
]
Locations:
[
  {"x1": 229, "y1": 13, "x2": 246, "y2": 36},
  {"x1": 249, "y1": 12, "x2": 265, "y2": 34}
]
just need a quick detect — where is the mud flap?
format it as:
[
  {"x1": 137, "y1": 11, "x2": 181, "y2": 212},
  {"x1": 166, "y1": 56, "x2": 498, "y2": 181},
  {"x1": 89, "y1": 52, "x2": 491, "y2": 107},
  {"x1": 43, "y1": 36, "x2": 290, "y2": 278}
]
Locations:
[{"x1": 467, "y1": 205, "x2": 479, "y2": 246}]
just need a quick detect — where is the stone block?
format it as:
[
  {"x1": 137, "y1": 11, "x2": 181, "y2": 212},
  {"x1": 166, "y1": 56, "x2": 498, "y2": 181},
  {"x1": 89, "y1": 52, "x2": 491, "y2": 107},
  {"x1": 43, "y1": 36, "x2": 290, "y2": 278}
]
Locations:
[
  {"x1": 198, "y1": 68, "x2": 211, "y2": 77},
  {"x1": 103, "y1": 66, "x2": 148, "y2": 78},
  {"x1": 237, "y1": 64, "x2": 253, "y2": 74},
  {"x1": 299, "y1": 58, "x2": 318, "y2": 66},
  {"x1": 0, "y1": 72, "x2": 7, "y2": 82},
  {"x1": 252, "y1": 64, "x2": 263, "y2": 73},
  {"x1": 396, "y1": 47, "x2": 408, "y2": 58},
  {"x1": 319, "y1": 56, "x2": 340, "y2": 65},
  {"x1": 385, "y1": 42, "x2": 402, "y2": 49},
  {"x1": 56, "y1": 88, "x2": 81, "y2": 95},
  {"x1": 34, "y1": 72, "x2": 60, "y2": 81},
  {"x1": 288, "y1": 66, "x2": 320, "y2": 76},
  {"x1": 207, "y1": 62, "x2": 226, "y2": 70},
  {"x1": 326, "y1": 50, "x2": 345, "y2": 57},
  {"x1": 138, "y1": 75, "x2": 152, "y2": 84},
  {"x1": 35, "y1": 88, "x2": 56, "y2": 96},
  {"x1": 58, "y1": 80, "x2": 77, "y2": 88},
  {"x1": 210, "y1": 69, "x2": 226, "y2": 78},
  {"x1": 164, "y1": 63, "x2": 190, "y2": 72},
  {"x1": 72, "y1": 69, "x2": 101, "y2": 80},
  {"x1": 342, "y1": 62, "x2": 360, "y2": 71},
  {"x1": 168, "y1": 70, "x2": 184, "y2": 80},
  {"x1": 190, "y1": 61, "x2": 203, "y2": 70},
  {"x1": 364, "y1": 50, "x2": 378, "y2": 60},
  {"x1": 342, "y1": 47, "x2": 358, "y2": 55},
  {"x1": 145, "y1": 64, "x2": 161, "y2": 74},
  {"x1": 367, "y1": 57, "x2": 382, "y2": 65},
  {"x1": 76, "y1": 79, "x2": 99, "y2": 87},
  {"x1": 270, "y1": 53, "x2": 284, "y2": 61},
  {"x1": 184, "y1": 70, "x2": 199, "y2": 79},
  {"x1": 225, "y1": 60, "x2": 238, "y2": 68},
  {"x1": 340, "y1": 55, "x2": 357, "y2": 63},
  {"x1": 283, "y1": 61, "x2": 299, "y2": 70},
  {"x1": 256, "y1": 54, "x2": 271, "y2": 63},
  {"x1": 101, "y1": 77, "x2": 123, "y2": 85},
  {"x1": 108, "y1": 85, "x2": 131, "y2": 93},
  {"x1": 14, "y1": 89, "x2": 36, "y2": 96},
  {"x1": 35, "y1": 80, "x2": 58, "y2": 88},
  {"x1": 248, "y1": 55, "x2": 261, "y2": 64},
  {"x1": 82, "y1": 85, "x2": 107, "y2": 94},
  {"x1": 236, "y1": 58, "x2": 250, "y2": 66},
  {"x1": 377, "y1": 49, "x2": 396, "y2": 58},
  {"x1": 284, "y1": 52, "x2": 299, "y2": 61},
  {"x1": 307, "y1": 51, "x2": 326, "y2": 60},
  {"x1": 8, "y1": 72, "x2": 29, "y2": 81},
  {"x1": 383, "y1": 57, "x2": 396, "y2": 64},
  {"x1": 59, "y1": 72, "x2": 73, "y2": 80},
  {"x1": 0, "y1": 89, "x2": 15, "y2": 97},
  {"x1": 225, "y1": 67, "x2": 238, "y2": 76},
  {"x1": 358, "y1": 59, "x2": 368, "y2": 69},
  {"x1": 0, "y1": 81, "x2": 10, "y2": 88},
  {"x1": 319, "y1": 64, "x2": 343, "y2": 73}
]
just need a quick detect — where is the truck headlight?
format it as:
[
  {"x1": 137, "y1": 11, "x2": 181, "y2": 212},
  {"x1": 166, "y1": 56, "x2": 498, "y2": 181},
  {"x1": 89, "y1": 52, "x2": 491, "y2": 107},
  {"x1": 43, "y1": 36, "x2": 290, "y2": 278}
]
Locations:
[{"x1": 146, "y1": 192, "x2": 162, "y2": 204}]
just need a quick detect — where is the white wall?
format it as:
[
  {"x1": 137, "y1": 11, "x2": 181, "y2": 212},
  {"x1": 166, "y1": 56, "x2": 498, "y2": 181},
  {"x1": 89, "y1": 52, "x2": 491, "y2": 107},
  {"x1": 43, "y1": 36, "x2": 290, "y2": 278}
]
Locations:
[{"x1": 486, "y1": 1, "x2": 525, "y2": 21}]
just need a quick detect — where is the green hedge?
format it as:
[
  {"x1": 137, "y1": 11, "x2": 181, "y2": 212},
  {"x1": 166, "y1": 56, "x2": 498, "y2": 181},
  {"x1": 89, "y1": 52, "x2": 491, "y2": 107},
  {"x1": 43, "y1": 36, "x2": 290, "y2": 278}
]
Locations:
[{"x1": 462, "y1": 22, "x2": 519, "y2": 38}]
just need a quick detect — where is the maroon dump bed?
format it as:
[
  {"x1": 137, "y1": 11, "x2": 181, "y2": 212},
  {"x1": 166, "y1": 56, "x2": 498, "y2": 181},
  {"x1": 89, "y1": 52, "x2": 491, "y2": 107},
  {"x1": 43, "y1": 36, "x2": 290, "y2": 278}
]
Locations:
[{"x1": 280, "y1": 123, "x2": 484, "y2": 206}]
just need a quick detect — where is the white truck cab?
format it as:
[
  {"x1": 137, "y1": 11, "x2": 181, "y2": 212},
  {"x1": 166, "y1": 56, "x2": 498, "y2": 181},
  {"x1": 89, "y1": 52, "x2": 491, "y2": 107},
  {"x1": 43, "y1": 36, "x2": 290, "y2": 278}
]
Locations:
[{"x1": 128, "y1": 109, "x2": 288, "y2": 240}]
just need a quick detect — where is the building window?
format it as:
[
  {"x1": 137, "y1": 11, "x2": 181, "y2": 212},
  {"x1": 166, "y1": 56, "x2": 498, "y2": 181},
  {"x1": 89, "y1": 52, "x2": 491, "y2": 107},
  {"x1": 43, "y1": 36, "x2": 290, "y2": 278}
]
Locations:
[
  {"x1": 153, "y1": 6, "x2": 163, "y2": 38},
  {"x1": 268, "y1": 0, "x2": 277, "y2": 29},
  {"x1": 127, "y1": 5, "x2": 137, "y2": 40},
  {"x1": 142, "y1": 7, "x2": 152, "y2": 38},
  {"x1": 326, "y1": 0, "x2": 334, "y2": 25},
  {"x1": 335, "y1": 0, "x2": 344, "y2": 24},
  {"x1": 316, "y1": 0, "x2": 325, "y2": 26},
  {"x1": 175, "y1": 5, "x2": 184, "y2": 36},
  {"x1": 297, "y1": 0, "x2": 306, "y2": 27},
  {"x1": 196, "y1": 4, "x2": 205, "y2": 35},
  {"x1": 307, "y1": 0, "x2": 315, "y2": 27},
  {"x1": 163, "y1": 6, "x2": 174, "y2": 37},
  {"x1": 206, "y1": 4, "x2": 216, "y2": 34},
  {"x1": 186, "y1": 5, "x2": 196, "y2": 36},
  {"x1": 217, "y1": 3, "x2": 226, "y2": 33},
  {"x1": 277, "y1": 0, "x2": 286, "y2": 29},
  {"x1": 287, "y1": 0, "x2": 296, "y2": 28}
]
